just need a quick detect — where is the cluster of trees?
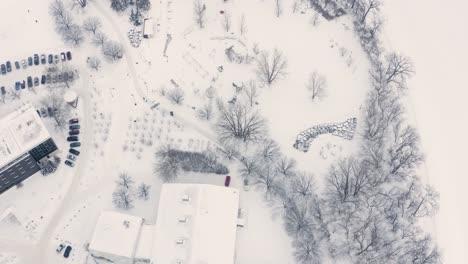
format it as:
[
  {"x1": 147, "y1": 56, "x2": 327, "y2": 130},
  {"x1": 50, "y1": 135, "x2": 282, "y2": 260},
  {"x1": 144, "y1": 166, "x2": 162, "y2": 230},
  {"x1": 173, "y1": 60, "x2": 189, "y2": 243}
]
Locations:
[
  {"x1": 109, "y1": 0, "x2": 151, "y2": 26},
  {"x1": 39, "y1": 156, "x2": 61, "y2": 176},
  {"x1": 112, "y1": 173, "x2": 151, "y2": 209},
  {"x1": 50, "y1": 0, "x2": 84, "y2": 46},
  {"x1": 255, "y1": 48, "x2": 288, "y2": 86},
  {"x1": 319, "y1": 49, "x2": 438, "y2": 262},
  {"x1": 154, "y1": 146, "x2": 229, "y2": 182},
  {"x1": 40, "y1": 93, "x2": 72, "y2": 129}
]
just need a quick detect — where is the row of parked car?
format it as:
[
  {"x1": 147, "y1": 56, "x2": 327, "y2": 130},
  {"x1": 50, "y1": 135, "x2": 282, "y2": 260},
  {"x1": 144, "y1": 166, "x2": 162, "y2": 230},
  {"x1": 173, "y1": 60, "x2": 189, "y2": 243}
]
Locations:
[
  {"x1": 0, "y1": 51, "x2": 72, "y2": 75},
  {"x1": 65, "y1": 118, "x2": 81, "y2": 167},
  {"x1": 11, "y1": 71, "x2": 75, "y2": 91}
]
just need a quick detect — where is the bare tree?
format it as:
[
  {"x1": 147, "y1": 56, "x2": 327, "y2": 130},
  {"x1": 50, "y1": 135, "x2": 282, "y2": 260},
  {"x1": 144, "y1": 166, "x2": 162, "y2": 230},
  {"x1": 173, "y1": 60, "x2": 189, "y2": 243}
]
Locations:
[
  {"x1": 112, "y1": 188, "x2": 134, "y2": 209},
  {"x1": 221, "y1": 12, "x2": 232, "y2": 32},
  {"x1": 384, "y1": 53, "x2": 414, "y2": 89},
  {"x1": 103, "y1": 41, "x2": 123, "y2": 61},
  {"x1": 73, "y1": 0, "x2": 87, "y2": 8},
  {"x1": 275, "y1": 0, "x2": 283, "y2": 17},
  {"x1": 93, "y1": 31, "x2": 107, "y2": 46},
  {"x1": 326, "y1": 158, "x2": 370, "y2": 203},
  {"x1": 258, "y1": 139, "x2": 281, "y2": 162},
  {"x1": 217, "y1": 143, "x2": 240, "y2": 161},
  {"x1": 306, "y1": 71, "x2": 327, "y2": 100},
  {"x1": 284, "y1": 201, "x2": 314, "y2": 238},
  {"x1": 167, "y1": 87, "x2": 185, "y2": 104},
  {"x1": 55, "y1": 12, "x2": 74, "y2": 32},
  {"x1": 239, "y1": 14, "x2": 247, "y2": 35},
  {"x1": 40, "y1": 93, "x2": 71, "y2": 129},
  {"x1": 49, "y1": 0, "x2": 65, "y2": 17},
  {"x1": 388, "y1": 122, "x2": 423, "y2": 176},
  {"x1": 116, "y1": 172, "x2": 134, "y2": 190},
  {"x1": 83, "y1": 17, "x2": 102, "y2": 34},
  {"x1": 137, "y1": 183, "x2": 151, "y2": 200},
  {"x1": 217, "y1": 104, "x2": 266, "y2": 142},
  {"x1": 275, "y1": 156, "x2": 297, "y2": 178},
  {"x1": 193, "y1": 0, "x2": 206, "y2": 29},
  {"x1": 197, "y1": 103, "x2": 212, "y2": 120},
  {"x1": 64, "y1": 25, "x2": 84, "y2": 46},
  {"x1": 253, "y1": 165, "x2": 279, "y2": 199},
  {"x1": 361, "y1": 0, "x2": 381, "y2": 24},
  {"x1": 239, "y1": 156, "x2": 258, "y2": 178},
  {"x1": 291, "y1": 172, "x2": 316, "y2": 200},
  {"x1": 87, "y1": 56, "x2": 102, "y2": 71},
  {"x1": 292, "y1": 233, "x2": 322, "y2": 264},
  {"x1": 255, "y1": 49, "x2": 288, "y2": 86},
  {"x1": 242, "y1": 80, "x2": 258, "y2": 107}
]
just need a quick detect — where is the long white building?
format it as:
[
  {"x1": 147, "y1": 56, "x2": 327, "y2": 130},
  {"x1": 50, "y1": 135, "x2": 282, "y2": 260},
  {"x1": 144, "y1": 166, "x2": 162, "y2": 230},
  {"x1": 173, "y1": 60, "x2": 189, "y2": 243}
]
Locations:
[{"x1": 89, "y1": 184, "x2": 240, "y2": 264}]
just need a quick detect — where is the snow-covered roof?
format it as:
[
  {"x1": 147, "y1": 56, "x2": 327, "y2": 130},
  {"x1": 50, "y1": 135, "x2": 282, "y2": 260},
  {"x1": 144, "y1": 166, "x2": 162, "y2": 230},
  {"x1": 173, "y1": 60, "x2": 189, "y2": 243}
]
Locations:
[
  {"x1": 135, "y1": 224, "x2": 155, "y2": 261},
  {"x1": 89, "y1": 211, "x2": 144, "y2": 260},
  {"x1": 151, "y1": 184, "x2": 240, "y2": 264},
  {"x1": 143, "y1": 18, "x2": 154, "y2": 36},
  {"x1": 0, "y1": 104, "x2": 51, "y2": 168}
]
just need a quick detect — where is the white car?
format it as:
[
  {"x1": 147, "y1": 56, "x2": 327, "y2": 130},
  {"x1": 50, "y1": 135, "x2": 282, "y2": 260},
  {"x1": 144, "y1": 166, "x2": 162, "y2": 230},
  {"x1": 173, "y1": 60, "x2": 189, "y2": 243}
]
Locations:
[{"x1": 67, "y1": 154, "x2": 76, "y2": 161}]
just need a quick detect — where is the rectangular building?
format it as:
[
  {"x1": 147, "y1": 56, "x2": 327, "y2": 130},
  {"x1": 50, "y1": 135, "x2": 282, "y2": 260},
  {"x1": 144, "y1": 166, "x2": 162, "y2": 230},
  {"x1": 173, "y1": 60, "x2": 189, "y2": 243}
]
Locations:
[
  {"x1": 88, "y1": 184, "x2": 240, "y2": 264},
  {"x1": 0, "y1": 104, "x2": 58, "y2": 194}
]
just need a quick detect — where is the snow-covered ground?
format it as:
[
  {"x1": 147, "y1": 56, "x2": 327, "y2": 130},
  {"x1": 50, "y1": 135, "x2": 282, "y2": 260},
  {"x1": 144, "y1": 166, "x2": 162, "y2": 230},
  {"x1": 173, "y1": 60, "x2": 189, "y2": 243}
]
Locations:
[
  {"x1": 383, "y1": 1, "x2": 468, "y2": 263},
  {"x1": 0, "y1": 0, "x2": 464, "y2": 263}
]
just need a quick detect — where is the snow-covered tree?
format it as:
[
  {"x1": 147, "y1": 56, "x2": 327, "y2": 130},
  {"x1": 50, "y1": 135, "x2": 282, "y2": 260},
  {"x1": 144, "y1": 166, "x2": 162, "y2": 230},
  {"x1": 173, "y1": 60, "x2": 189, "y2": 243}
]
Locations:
[
  {"x1": 255, "y1": 49, "x2": 288, "y2": 86},
  {"x1": 137, "y1": 183, "x2": 151, "y2": 200},
  {"x1": 83, "y1": 17, "x2": 102, "y2": 34}
]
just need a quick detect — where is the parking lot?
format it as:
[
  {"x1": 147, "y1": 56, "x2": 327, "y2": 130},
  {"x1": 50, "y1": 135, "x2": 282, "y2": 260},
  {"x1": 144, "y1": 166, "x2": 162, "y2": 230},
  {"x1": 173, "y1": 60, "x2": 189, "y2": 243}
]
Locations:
[{"x1": 0, "y1": 51, "x2": 73, "y2": 97}]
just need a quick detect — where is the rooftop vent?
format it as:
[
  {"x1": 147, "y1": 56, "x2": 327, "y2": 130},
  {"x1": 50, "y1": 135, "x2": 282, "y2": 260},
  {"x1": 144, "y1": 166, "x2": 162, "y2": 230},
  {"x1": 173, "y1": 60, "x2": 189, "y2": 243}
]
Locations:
[
  {"x1": 175, "y1": 239, "x2": 186, "y2": 246},
  {"x1": 181, "y1": 194, "x2": 191, "y2": 203},
  {"x1": 178, "y1": 216, "x2": 188, "y2": 223},
  {"x1": 123, "y1": 220, "x2": 130, "y2": 228}
]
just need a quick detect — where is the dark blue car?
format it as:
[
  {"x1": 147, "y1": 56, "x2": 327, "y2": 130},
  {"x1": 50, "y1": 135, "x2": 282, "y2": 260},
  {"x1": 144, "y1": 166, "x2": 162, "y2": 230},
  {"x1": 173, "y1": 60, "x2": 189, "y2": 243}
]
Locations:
[{"x1": 63, "y1": 245, "x2": 72, "y2": 258}]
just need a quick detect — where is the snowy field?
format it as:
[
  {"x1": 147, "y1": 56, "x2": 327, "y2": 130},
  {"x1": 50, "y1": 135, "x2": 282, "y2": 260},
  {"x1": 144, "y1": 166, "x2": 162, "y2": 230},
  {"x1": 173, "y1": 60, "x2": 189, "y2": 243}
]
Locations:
[{"x1": 0, "y1": 0, "x2": 465, "y2": 263}]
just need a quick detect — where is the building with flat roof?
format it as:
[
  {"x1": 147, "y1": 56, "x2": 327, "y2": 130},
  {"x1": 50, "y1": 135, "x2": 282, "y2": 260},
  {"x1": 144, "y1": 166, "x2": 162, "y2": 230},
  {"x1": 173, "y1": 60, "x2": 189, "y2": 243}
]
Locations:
[
  {"x1": 143, "y1": 18, "x2": 154, "y2": 39},
  {"x1": 88, "y1": 184, "x2": 240, "y2": 264},
  {"x1": 0, "y1": 104, "x2": 58, "y2": 194}
]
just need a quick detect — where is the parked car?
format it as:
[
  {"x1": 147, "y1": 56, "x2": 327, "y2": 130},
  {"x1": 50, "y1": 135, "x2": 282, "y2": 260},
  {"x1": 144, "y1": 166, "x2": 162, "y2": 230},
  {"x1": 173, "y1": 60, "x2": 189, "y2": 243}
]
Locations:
[
  {"x1": 67, "y1": 136, "x2": 79, "y2": 142},
  {"x1": 70, "y1": 142, "x2": 81, "y2": 148},
  {"x1": 63, "y1": 245, "x2": 72, "y2": 258},
  {"x1": 69, "y1": 130, "x2": 80, "y2": 135},
  {"x1": 21, "y1": 80, "x2": 26, "y2": 89},
  {"x1": 6, "y1": 61, "x2": 12, "y2": 72},
  {"x1": 48, "y1": 54, "x2": 53, "y2": 64},
  {"x1": 66, "y1": 51, "x2": 72, "y2": 60},
  {"x1": 41, "y1": 54, "x2": 46, "y2": 64},
  {"x1": 69, "y1": 124, "x2": 80, "y2": 130},
  {"x1": 34, "y1": 77, "x2": 39, "y2": 86},
  {"x1": 54, "y1": 55, "x2": 59, "y2": 64},
  {"x1": 14, "y1": 61, "x2": 20, "y2": 69},
  {"x1": 21, "y1": 59, "x2": 27, "y2": 69},
  {"x1": 60, "y1": 52, "x2": 66, "y2": 61},
  {"x1": 69, "y1": 148, "x2": 80, "y2": 156},
  {"x1": 46, "y1": 74, "x2": 51, "y2": 84},
  {"x1": 69, "y1": 118, "x2": 79, "y2": 124},
  {"x1": 67, "y1": 154, "x2": 76, "y2": 161},
  {"x1": 64, "y1": 160, "x2": 74, "y2": 168},
  {"x1": 57, "y1": 73, "x2": 63, "y2": 82},
  {"x1": 41, "y1": 75, "x2": 46, "y2": 84},
  {"x1": 15, "y1": 82, "x2": 21, "y2": 90},
  {"x1": 28, "y1": 57, "x2": 33, "y2": 66},
  {"x1": 1, "y1": 86, "x2": 6, "y2": 95},
  {"x1": 224, "y1": 175, "x2": 231, "y2": 187},
  {"x1": 56, "y1": 243, "x2": 65, "y2": 253},
  {"x1": 0, "y1": 64, "x2": 6, "y2": 75},
  {"x1": 47, "y1": 106, "x2": 53, "y2": 116},
  {"x1": 27, "y1": 76, "x2": 33, "y2": 88},
  {"x1": 34, "y1": 54, "x2": 39, "y2": 65},
  {"x1": 40, "y1": 108, "x2": 47, "y2": 117},
  {"x1": 52, "y1": 74, "x2": 57, "y2": 83}
]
